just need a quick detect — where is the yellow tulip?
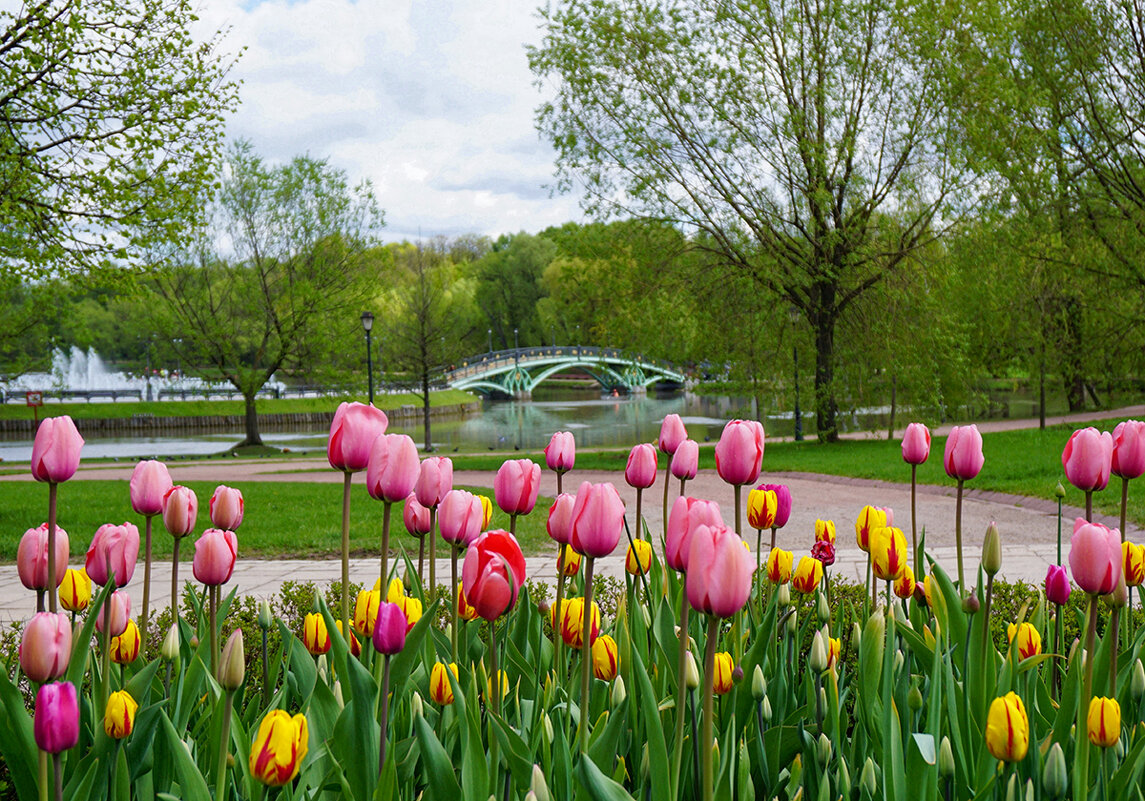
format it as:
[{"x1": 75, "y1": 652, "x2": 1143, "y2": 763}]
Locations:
[
  {"x1": 386, "y1": 578, "x2": 405, "y2": 605},
  {"x1": 1123, "y1": 542, "x2": 1145, "y2": 588},
  {"x1": 791, "y1": 556, "x2": 824, "y2": 594},
  {"x1": 746, "y1": 489, "x2": 777, "y2": 530},
  {"x1": 560, "y1": 597, "x2": 601, "y2": 648},
  {"x1": 814, "y1": 519, "x2": 836, "y2": 545},
  {"x1": 923, "y1": 574, "x2": 936, "y2": 608},
  {"x1": 110, "y1": 619, "x2": 141, "y2": 664},
  {"x1": 398, "y1": 595, "x2": 423, "y2": 630},
  {"x1": 592, "y1": 634, "x2": 619, "y2": 680},
  {"x1": 456, "y1": 584, "x2": 478, "y2": 622},
  {"x1": 302, "y1": 613, "x2": 330, "y2": 656},
  {"x1": 485, "y1": 669, "x2": 510, "y2": 701},
  {"x1": 766, "y1": 548, "x2": 794, "y2": 584},
  {"x1": 104, "y1": 690, "x2": 138, "y2": 739},
  {"x1": 870, "y1": 526, "x2": 908, "y2": 581},
  {"x1": 561, "y1": 546, "x2": 582, "y2": 576},
  {"x1": 59, "y1": 567, "x2": 91, "y2": 613},
  {"x1": 1006, "y1": 622, "x2": 1042, "y2": 661},
  {"x1": 893, "y1": 565, "x2": 916, "y2": 600},
  {"x1": 985, "y1": 692, "x2": 1029, "y2": 762},
  {"x1": 478, "y1": 494, "x2": 494, "y2": 528},
  {"x1": 430, "y1": 662, "x2": 459, "y2": 705},
  {"x1": 855, "y1": 506, "x2": 888, "y2": 552},
  {"x1": 826, "y1": 637, "x2": 841, "y2": 671},
  {"x1": 1087, "y1": 697, "x2": 1121, "y2": 748},
  {"x1": 249, "y1": 709, "x2": 309, "y2": 786},
  {"x1": 334, "y1": 620, "x2": 361, "y2": 657},
  {"x1": 625, "y1": 539, "x2": 652, "y2": 575},
  {"x1": 712, "y1": 652, "x2": 734, "y2": 695},
  {"x1": 353, "y1": 589, "x2": 381, "y2": 638}
]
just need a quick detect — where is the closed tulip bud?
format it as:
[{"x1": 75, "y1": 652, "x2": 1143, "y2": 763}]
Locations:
[
  {"x1": 712, "y1": 652, "x2": 734, "y2": 694},
  {"x1": 816, "y1": 591, "x2": 830, "y2": 623},
  {"x1": 438, "y1": 489, "x2": 486, "y2": 547},
  {"x1": 792, "y1": 555, "x2": 824, "y2": 594},
  {"x1": 86, "y1": 522, "x2": 140, "y2": 588},
  {"x1": 766, "y1": 548, "x2": 793, "y2": 584},
  {"x1": 1087, "y1": 697, "x2": 1121, "y2": 748},
  {"x1": 545, "y1": 431, "x2": 576, "y2": 475},
  {"x1": 752, "y1": 665, "x2": 766, "y2": 699},
  {"x1": 219, "y1": 629, "x2": 245, "y2": 690},
  {"x1": 162, "y1": 485, "x2": 199, "y2": 538},
  {"x1": 1043, "y1": 743, "x2": 1067, "y2": 799},
  {"x1": 962, "y1": 593, "x2": 980, "y2": 614},
  {"x1": 110, "y1": 619, "x2": 141, "y2": 664},
  {"x1": 938, "y1": 736, "x2": 955, "y2": 779},
  {"x1": 249, "y1": 709, "x2": 309, "y2": 786},
  {"x1": 671, "y1": 439, "x2": 699, "y2": 480},
  {"x1": 1123, "y1": 542, "x2": 1145, "y2": 587},
  {"x1": 1054, "y1": 481, "x2": 1066, "y2": 499},
  {"x1": 192, "y1": 528, "x2": 238, "y2": 586},
  {"x1": 20, "y1": 612, "x2": 72, "y2": 682},
  {"x1": 570, "y1": 481, "x2": 626, "y2": 559},
  {"x1": 626, "y1": 539, "x2": 652, "y2": 575},
  {"x1": 560, "y1": 597, "x2": 601, "y2": 648},
  {"x1": 31, "y1": 416, "x2": 84, "y2": 484},
  {"x1": 986, "y1": 692, "x2": 1029, "y2": 762},
  {"x1": 854, "y1": 505, "x2": 887, "y2": 552},
  {"x1": 34, "y1": 682, "x2": 79, "y2": 754},
  {"x1": 611, "y1": 674, "x2": 627, "y2": 706},
  {"x1": 777, "y1": 583, "x2": 791, "y2": 607},
  {"x1": 814, "y1": 518, "x2": 836, "y2": 544},
  {"x1": 817, "y1": 733, "x2": 832, "y2": 766},
  {"x1": 1071, "y1": 518, "x2": 1122, "y2": 595},
  {"x1": 760, "y1": 694, "x2": 773, "y2": 722},
  {"x1": 837, "y1": 756, "x2": 851, "y2": 797},
  {"x1": 852, "y1": 621, "x2": 862, "y2": 651},
  {"x1": 809, "y1": 630, "x2": 829, "y2": 673},
  {"x1": 161, "y1": 624, "x2": 180, "y2": 663},
  {"x1": 901, "y1": 423, "x2": 931, "y2": 465},
  {"x1": 982, "y1": 522, "x2": 1001, "y2": 576},
  {"x1": 258, "y1": 600, "x2": 273, "y2": 630},
  {"x1": 944, "y1": 424, "x2": 985, "y2": 481},
  {"x1": 684, "y1": 651, "x2": 700, "y2": 689},
  {"x1": 18, "y1": 524, "x2": 70, "y2": 592},
  {"x1": 747, "y1": 488, "x2": 778, "y2": 530},
  {"x1": 659, "y1": 414, "x2": 688, "y2": 455},
  {"x1": 494, "y1": 458, "x2": 540, "y2": 516},
  {"x1": 373, "y1": 602, "x2": 408, "y2": 655},
  {"x1": 715, "y1": 419, "x2": 765, "y2": 486},
  {"x1": 687, "y1": 523, "x2": 753, "y2": 617},
  {"x1": 908, "y1": 686, "x2": 924, "y2": 711},
  {"x1": 894, "y1": 650, "x2": 904, "y2": 675},
  {"x1": 96, "y1": 590, "x2": 130, "y2": 638},
  {"x1": 786, "y1": 609, "x2": 798, "y2": 635},
  {"x1": 560, "y1": 546, "x2": 582, "y2": 576},
  {"x1": 1006, "y1": 622, "x2": 1042, "y2": 660},
  {"x1": 430, "y1": 662, "x2": 459, "y2": 705},
  {"x1": 893, "y1": 565, "x2": 916, "y2": 600},
  {"x1": 1005, "y1": 773, "x2": 1019, "y2": 801},
  {"x1": 302, "y1": 613, "x2": 330, "y2": 656},
  {"x1": 543, "y1": 713, "x2": 554, "y2": 745},
  {"x1": 860, "y1": 758, "x2": 877, "y2": 797},
  {"x1": 1063, "y1": 427, "x2": 1113, "y2": 493},
  {"x1": 327, "y1": 401, "x2": 388, "y2": 473},
  {"x1": 209, "y1": 485, "x2": 244, "y2": 531},
  {"x1": 104, "y1": 690, "x2": 138, "y2": 739},
  {"x1": 366, "y1": 434, "x2": 420, "y2": 503},
  {"x1": 485, "y1": 670, "x2": 510, "y2": 702},
  {"x1": 531, "y1": 764, "x2": 552, "y2": 801},
  {"x1": 1045, "y1": 564, "x2": 1071, "y2": 606},
  {"x1": 870, "y1": 526, "x2": 908, "y2": 581},
  {"x1": 410, "y1": 691, "x2": 424, "y2": 719},
  {"x1": 1132, "y1": 660, "x2": 1145, "y2": 700},
  {"x1": 59, "y1": 567, "x2": 90, "y2": 612},
  {"x1": 403, "y1": 493, "x2": 432, "y2": 536},
  {"x1": 593, "y1": 634, "x2": 619, "y2": 680},
  {"x1": 333, "y1": 681, "x2": 344, "y2": 709}
]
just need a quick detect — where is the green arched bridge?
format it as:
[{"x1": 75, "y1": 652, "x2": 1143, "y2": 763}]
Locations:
[{"x1": 445, "y1": 346, "x2": 687, "y2": 398}]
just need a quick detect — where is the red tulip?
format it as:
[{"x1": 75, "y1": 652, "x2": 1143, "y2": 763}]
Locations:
[
  {"x1": 85, "y1": 522, "x2": 139, "y2": 588},
  {"x1": 810, "y1": 539, "x2": 835, "y2": 567},
  {"x1": 666, "y1": 496, "x2": 723, "y2": 572},
  {"x1": 403, "y1": 493, "x2": 432, "y2": 535},
  {"x1": 162, "y1": 485, "x2": 199, "y2": 538},
  {"x1": 545, "y1": 431, "x2": 576, "y2": 473},
  {"x1": 944, "y1": 425, "x2": 984, "y2": 481},
  {"x1": 31, "y1": 416, "x2": 84, "y2": 484},
  {"x1": 415, "y1": 456, "x2": 454, "y2": 508},
  {"x1": 19, "y1": 612, "x2": 72, "y2": 682},
  {"x1": 686, "y1": 523, "x2": 753, "y2": 617},
  {"x1": 209, "y1": 485, "x2": 244, "y2": 530},
  {"x1": 461, "y1": 530, "x2": 528, "y2": 620},
  {"x1": 547, "y1": 493, "x2": 576, "y2": 545},
  {"x1": 372, "y1": 601, "x2": 408, "y2": 655},
  {"x1": 95, "y1": 590, "x2": 131, "y2": 638},
  {"x1": 367, "y1": 434, "x2": 420, "y2": 503},
  {"x1": 757, "y1": 483, "x2": 792, "y2": 528},
  {"x1": 1069, "y1": 518, "x2": 1121, "y2": 595},
  {"x1": 34, "y1": 682, "x2": 79, "y2": 754},
  {"x1": 494, "y1": 459, "x2": 541, "y2": 516},
  {"x1": 438, "y1": 489, "x2": 485, "y2": 546},
  {"x1": 570, "y1": 481, "x2": 625, "y2": 558},
  {"x1": 130, "y1": 460, "x2": 172, "y2": 517},
  {"x1": 625, "y1": 443, "x2": 658, "y2": 489},
  {"x1": 901, "y1": 423, "x2": 931, "y2": 466},
  {"x1": 1062, "y1": 427, "x2": 1113, "y2": 492},
  {"x1": 327, "y1": 401, "x2": 388, "y2": 473},
  {"x1": 659, "y1": 413, "x2": 688, "y2": 455},
  {"x1": 17, "y1": 523, "x2": 69, "y2": 591},
  {"x1": 1112, "y1": 420, "x2": 1145, "y2": 480},
  {"x1": 715, "y1": 419, "x2": 765, "y2": 486},
  {"x1": 1045, "y1": 564, "x2": 1071, "y2": 606},
  {"x1": 192, "y1": 528, "x2": 238, "y2": 586},
  {"x1": 671, "y1": 439, "x2": 699, "y2": 481}
]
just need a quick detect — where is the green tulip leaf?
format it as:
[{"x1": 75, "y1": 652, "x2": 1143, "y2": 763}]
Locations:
[{"x1": 576, "y1": 748, "x2": 637, "y2": 801}]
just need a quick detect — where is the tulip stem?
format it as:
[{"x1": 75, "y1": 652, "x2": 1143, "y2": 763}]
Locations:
[
  {"x1": 46, "y1": 482, "x2": 59, "y2": 613},
  {"x1": 622, "y1": 515, "x2": 651, "y2": 602},
  {"x1": 418, "y1": 535, "x2": 426, "y2": 585},
  {"x1": 1109, "y1": 606, "x2": 1120, "y2": 693},
  {"x1": 430, "y1": 507, "x2": 438, "y2": 598},
  {"x1": 451, "y1": 544, "x2": 460, "y2": 664},
  {"x1": 955, "y1": 480, "x2": 965, "y2": 588},
  {"x1": 579, "y1": 555, "x2": 596, "y2": 752},
  {"x1": 1085, "y1": 490, "x2": 1093, "y2": 523},
  {"x1": 1053, "y1": 602, "x2": 1063, "y2": 701},
  {"x1": 262, "y1": 626, "x2": 270, "y2": 706},
  {"x1": 38, "y1": 749, "x2": 47, "y2": 801},
  {"x1": 910, "y1": 465, "x2": 919, "y2": 575},
  {"x1": 1076, "y1": 593, "x2": 1099, "y2": 801},
  {"x1": 489, "y1": 616, "x2": 501, "y2": 793},
  {"x1": 671, "y1": 590, "x2": 690, "y2": 801},
  {"x1": 36, "y1": 590, "x2": 44, "y2": 613},
  {"x1": 554, "y1": 544, "x2": 566, "y2": 681},
  {"x1": 634, "y1": 486, "x2": 642, "y2": 539},
  {"x1": 662, "y1": 461, "x2": 671, "y2": 541},
  {"x1": 170, "y1": 537, "x2": 181, "y2": 626},
  {"x1": 379, "y1": 655, "x2": 392, "y2": 778},
  {"x1": 100, "y1": 594, "x2": 112, "y2": 721},
  {"x1": 51, "y1": 752, "x2": 61, "y2": 801},
  {"x1": 1120, "y1": 478, "x2": 1128, "y2": 543},
  {"x1": 215, "y1": 691, "x2": 234, "y2": 801},
  {"x1": 341, "y1": 471, "x2": 352, "y2": 636},
  {"x1": 680, "y1": 477, "x2": 686, "y2": 497},
  {"x1": 689, "y1": 689, "x2": 700, "y2": 800},
  {"x1": 141, "y1": 514, "x2": 153, "y2": 646},
  {"x1": 380, "y1": 501, "x2": 392, "y2": 594},
  {"x1": 981, "y1": 574, "x2": 994, "y2": 692},
  {"x1": 209, "y1": 585, "x2": 219, "y2": 680},
  {"x1": 701, "y1": 615, "x2": 720, "y2": 801}
]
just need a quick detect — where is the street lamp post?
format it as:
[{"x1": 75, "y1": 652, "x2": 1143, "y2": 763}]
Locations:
[
  {"x1": 488, "y1": 328, "x2": 493, "y2": 355},
  {"x1": 361, "y1": 311, "x2": 375, "y2": 405}
]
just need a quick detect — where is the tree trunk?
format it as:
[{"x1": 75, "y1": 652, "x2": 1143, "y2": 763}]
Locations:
[
  {"x1": 813, "y1": 310, "x2": 839, "y2": 443},
  {"x1": 241, "y1": 392, "x2": 262, "y2": 447},
  {"x1": 421, "y1": 371, "x2": 432, "y2": 452},
  {"x1": 887, "y1": 375, "x2": 896, "y2": 441},
  {"x1": 1063, "y1": 297, "x2": 1086, "y2": 412}
]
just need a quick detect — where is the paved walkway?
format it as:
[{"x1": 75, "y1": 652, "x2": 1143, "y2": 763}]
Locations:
[{"x1": 2, "y1": 404, "x2": 1142, "y2": 624}]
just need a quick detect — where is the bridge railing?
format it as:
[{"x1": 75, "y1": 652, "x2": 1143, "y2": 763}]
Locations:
[{"x1": 445, "y1": 345, "x2": 685, "y2": 382}]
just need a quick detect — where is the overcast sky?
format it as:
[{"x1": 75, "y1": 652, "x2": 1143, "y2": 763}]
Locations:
[{"x1": 195, "y1": 0, "x2": 584, "y2": 243}]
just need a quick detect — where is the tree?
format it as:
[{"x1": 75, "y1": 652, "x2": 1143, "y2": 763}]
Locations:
[
  {"x1": 149, "y1": 142, "x2": 384, "y2": 446},
  {"x1": 530, "y1": 0, "x2": 960, "y2": 440},
  {"x1": 0, "y1": 0, "x2": 239, "y2": 280},
  {"x1": 474, "y1": 233, "x2": 556, "y2": 348}
]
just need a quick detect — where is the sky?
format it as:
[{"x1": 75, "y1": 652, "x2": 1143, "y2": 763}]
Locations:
[{"x1": 194, "y1": 0, "x2": 584, "y2": 243}]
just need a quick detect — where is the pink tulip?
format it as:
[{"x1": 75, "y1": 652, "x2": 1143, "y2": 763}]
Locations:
[
  {"x1": 462, "y1": 530, "x2": 528, "y2": 621},
  {"x1": 659, "y1": 413, "x2": 688, "y2": 455},
  {"x1": 17, "y1": 523, "x2": 69, "y2": 591},
  {"x1": 686, "y1": 523, "x2": 753, "y2": 617},
  {"x1": 881, "y1": 507, "x2": 895, "y2": 527},
  {"x1": 1045, "y1": 564, "x2": 1071, "y2": 606},
  {"x1": 714, "y1": 419, "x2": 765, "y2": 486},
  {"x1": 671, "y1": 439, "x2": 699, "y2": 481},
  {"x1": 570, "y1": 481, "x2": 626, "y2": 559},
  {"x1": 327, "y1": 401, "x2": 388, "y2": 473},
  {"x1": 34, "y1": 682, "x2": 79, "y2": 754},
  {"x1": 1062, "y1": 427, "x2": 1113, "y2": 492},
  {"x1": 944, "y1": 425, "x2": 985, "y2": 481},
  {"x1": 95, "y1": 591, "x2": 131, "y2": 638},
  {"x1": 192, "y1": 528, "x2": 238, "y2": 586},
  {"x1": 19, "y1": 612, "x2": 72, "y2": 682},
  {"x1": 547, "y1": 493, "x2": 576, "y2": 545},
  {"x1": 1112, "y1": 420, "x2": 1145, "y2": 480},
  {"x1": 30, "y1": 416, "x2": 84, "y2": 484},
  {"x1": 415, "y1": 456, "x2": 454, "y2": 508},
  {"x1": 209, "y1": 485, "x2": 244, "y2": 530},
  {"x1": 438, "y1": 490, "x2": 485, "y2": 546},
  {"x1": 130, "y1": 460, "x2": 172, "y2": 517},
  {"x1": 1069, "y1": 518, "x2": 1122, "y2": 595},
  {"x1": 545, "y1": 431, "x2": 576, "y2": 473},
  {"x1": 373, "y1": 601, "x2": 408, "y2": 654},
  {"x1": 756, "y1": 483, "x2": 792, "y2": 528},
  {"x1": 162, "y1": 485, "x2": 199, "y2": 537},
  {"x1": 367, "y1": 434, "x2": 421, "y2": 503},
  {"x1": 624, "y1": 443, "x2": 658, "y2": 489},
  {"x1": 494, "y1": 459, "x2": 541, "y2": 516},
  {"x1": 901, "y1": 423, "x2": 931, "y2": 466},
  {"x1": 85, "y1": 522, "x2": 139, "y2": 588},
  {"x1": 665, "y1": 496, "x2": 723, "y2": 572},
  {"x1": 403, "y1": 493, "x2": 432, "y2": 535}
]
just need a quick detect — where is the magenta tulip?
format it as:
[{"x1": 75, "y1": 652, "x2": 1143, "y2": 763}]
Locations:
[
  {"x1": 367, "y1": 434, "x2": 421, "y2": 503},
  {"x1": 665, "y1": 496, "x2": 723, "y2": 572},
  {"x1": 327, "y1": 401, "x2": 388, "y2": 473},
  {"x1": 1046, "y1": 564, "x2": 1072, "y2": 606},
  {"x1": 686, "y1": 523, "x2": 753, "y2": 617},
  {"x1": 19, "y1": 612, "x2": 72, "y2": 682},
  {"x1": 130, "y1": 460, "x2": 172, "y2": 517},
  {"x1": 1070, "y1": 518, "x2": 1122, "y2": 595},
  {"x1": 671, "y1": 439, "x2": 699, "y2": 481},
  {"x1": 30, "y1": 416, "x2": 84, "y2": 484},
  {"x1": 438, "y1": 490, "x2": 485, "y2": 546},
  {"x1": 162, "y1": 485, "x2": 199, "y2": 538},
  {"x1": 415, "y1": 456, "x2": 454, "y2": 509},
  {"x1": 85, "y1": 522, "x2": 139, "y2": 588},
  {"x1": 95, "y1": 591, "x2": 131, "y2": 638},
  {"x1": 902, "y1": 423, "x2": 931, "y2": 465},
  {"x1": 34, "y1": 682, "x2": 79, "y2": 754},
  {"x1": 714, "y1": 419, "x2": 765, "y2": 486},
  {"x1": 756, "y1": 483, "x2": 792, "y2": 528},
  {"x1": 403, "y1": 493, "x2": 432, "y2": 536},
  {"x1": 1112, "y1": 420, "x2": 1145, "y2": 480},
  {"x1": 944, "y1": 424, "x2": 985, "y2": 481},
  {"x1": 1063, "y1": 427, "x2": 1113, "y2": 492},
  {"x1": 373, "y1": 601, "x2": 408, "y2": 654},
  {"x1": 494, "y1": 459, "x2": 541, "y2": 516},
  {"x1": 570, "y1": 481, "x2": 626, "y2": 558},
  {"x1": 462, "y1": 530, "x2": 528, "y2": 621},
  {"x1": 547, "y1": 493, "x2": 576, "y2": 545},
  {"x1": 209, "y1": 485, "x2": 244, "y2": 531},
  {"x1": 625, "y1": 443, "x2": 658, "y2": 489},
  {"x1": 545, "y1": 431, "x2": 576, "y2": 473},
  {"x1": 192, "y1": 528, "x2": 238, "y2": 586},
  {"x1": 17, "y1": 523, "x2": 69, "y2": 591},
  {"x1": 659, "y1": 413, "x2": 688, "y2": 455}
]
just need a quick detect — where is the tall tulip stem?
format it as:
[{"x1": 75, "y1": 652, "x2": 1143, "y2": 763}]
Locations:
[
  {"x1": 955, "y1": 480, "x2": 965, "y2": 588},
  {"x1": 51, "y1": 752, "x2": 61, "y2": 801},
  {"x1": 450, "y1": 544, "x2": 460, "y2": 664},
  {"x1": 141, "y1": 515, "x2": 153, "y2": 645},
  {"x1": 170, "y1": 537, "x2": 182, "y2": 626},
  {"x1": 47, "y1": 483, "x2": 58, "y2": 613},
  {"x1": 671, "y1": 589, "x2": 691, "y2": 799},
  {"x1": 579, "y1": 555, "x2": 596, "y2": 752},
  {"x1": 489, "y1": 616, "x2": 501, "y2": 793},
  {"x1": 910, "y1": 465, "x2": 919, "y2": 574},
  {"x1": 701, "y1": 615, "x2": 720, "y2": 801},
  {"x1": 340, "y1": 471, "x2": 352, "y2": 633},
  {"x1": 1120, "y1": 478, "x2": 1128, "y2": 543},
  {"x1": 554, "y1": 544, "x2": 567, "y2": 679},
  {"x1": 216, "y1": 690, "x2": 234, "y2": 801},
  {"x1": 1076, "y1": 593, "x2": 1099, "y2": 801},
  {"x1": 430, "y1": 507, "x2": 438, "y2": 597},
  {"x1": 379, "y1": 654, "x2": 392, "y2": 778},
  {"x1": 1109, "y1": 607, "x2": 1120, "y2": 693},
  {"x1": 662, "y1": 461, "x2": 671, "y2": 540},
  {"x1": 38, "y1": 749, "x2": 47, "y2": 801},
  {"x1": 380, "y1": 501, "x2": 393, "y2": 591},
  {"x1": 209, "y1": 585, "x2": 218, "y2": 680},
  {"x1": 1085, "y1": 490, "x2": 1093, "y2": 523},
  {"x1": 634, "y1": 487, "x2": 642, "y2": 537}
]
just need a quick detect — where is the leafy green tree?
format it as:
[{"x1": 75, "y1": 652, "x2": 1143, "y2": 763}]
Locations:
[{"x1": 474, "y1": 233, "x2": 556, "y2": 348}]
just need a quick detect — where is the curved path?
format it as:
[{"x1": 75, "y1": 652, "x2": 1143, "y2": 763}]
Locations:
[{"x1": 2, "y1": 404, "x2": 1142, "y2": 623}]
